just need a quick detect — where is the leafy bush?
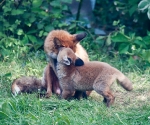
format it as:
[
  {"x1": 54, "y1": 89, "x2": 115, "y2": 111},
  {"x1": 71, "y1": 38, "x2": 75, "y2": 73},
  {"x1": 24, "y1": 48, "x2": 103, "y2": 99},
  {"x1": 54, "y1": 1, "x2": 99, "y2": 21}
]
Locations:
[
  {"x1": 96, "y1": 20, "x2": 150, "y2": 64},
  {"x1": 1, "y1": 0, "x2": 150, "y2": 64},
  {"x1": 1, "y1": 0, "x2": 87, "y2": 60},
  {"x1": 94, "y1": 0, "x2": 150, "y2": 36},
  {"x1": 94, "y1": 0, "x2": 150, "y2": 64}
]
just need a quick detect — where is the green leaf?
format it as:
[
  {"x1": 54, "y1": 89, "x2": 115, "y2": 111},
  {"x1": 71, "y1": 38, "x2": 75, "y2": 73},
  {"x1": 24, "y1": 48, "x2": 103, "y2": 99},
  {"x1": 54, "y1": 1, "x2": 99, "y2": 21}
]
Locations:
[
  {"x1": 3, "y1": 6, "x2": 11, "y2": 13},
  {"x1": 23, "y1": 12, "x2": 30, "y2": 19},
  {"x1": 136, "y1": 36, "x2": 143, "y2": 41},
  {"x1": 51, "y1": 8, "x2": 62, "y2": 18},
  {"x1": 106, "y1": 34, "x2": 111, "y2": 46},
  {"x1": 22, "y1": 35, "x2": 29, "y2": 44},
  {"x1": 28, "y1": 35, "x2": 37, "y2": 43},
  {"x1": 143, "y1": 36, "x2": 150, "y2": 45},
  {"x1": 58, "y1": 23, "x2": 68, "y2": 28},
  {"x1": 113, "y1": 20, "x2": 120, "y2": 26},
  {"x1": 141, "y1": 49, "x2": 150, "y2": 62},
  {"x1": 68, "y1": 23, "x2": 76, "y2": 30},
  {"x1": 1, "y1": 48, "x2": 10, "y2": 56},
  {"x1": 129, "y1": 5, "x2": 137, "y2": 16},
  {"x1": 25, "y1": 20, "x2": 32, "y2": 27},
  {"x1": 17, "y1": 29, "x2": 24, "y2": 35},
  {"x1": 45, "y1": 25, "x2": 54, "y2": 32},
  {"x1": 111, "y1": 32, "x2": 129, "y2": 42},
  {"x1": 119, "y1": 43, "x2": 129, "y2": 54},
  {"x1": 39, "y1": 31, "x2": 44, "y2": 37},
  {"x1": 134, "y1": 39, "x2": 146, "y2": 48},
  {"x1": 50, "y1": 1, "x2": 61, "y2": 7},
  {"x1": 43, "y1": 32, "x2": 48, "y2": 36},
  {"x1": 32, "y1": 0, "x2": 42, "y2": 8},
  {"x1": 11, "y1": 9, "x2": 24, "y2": 15},
  {"x1": 96, "y1": 36, "x2": 106, "y2": 40},
  {"x1": 27, "y1": 30, "x2": 37, "y2": 35},
  {"x1": 37, "y1": 23, "x2": 44, "y2": 30},
  {"x1": 15, "y1": 20, "x2": 21, "y2": 25},
  {"x1": 138, "y1": 0, "x2": 150, "y2": 11},
  {"x1": 29, "y1": 16, "x2": 36, "y2": 23},
  {"x1": 62, "y1": 5, "x2": 68, "y2": 11}
]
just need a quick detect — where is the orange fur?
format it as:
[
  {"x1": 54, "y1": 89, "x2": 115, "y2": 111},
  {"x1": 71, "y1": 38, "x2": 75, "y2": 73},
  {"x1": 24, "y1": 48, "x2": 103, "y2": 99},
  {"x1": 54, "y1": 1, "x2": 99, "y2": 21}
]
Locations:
[
  {"x1": 43, "y1": 30, "x2": 91, "y2": 98},
  {"x1": 44, "y1": 30, "x2": 76, "y2": 52}
]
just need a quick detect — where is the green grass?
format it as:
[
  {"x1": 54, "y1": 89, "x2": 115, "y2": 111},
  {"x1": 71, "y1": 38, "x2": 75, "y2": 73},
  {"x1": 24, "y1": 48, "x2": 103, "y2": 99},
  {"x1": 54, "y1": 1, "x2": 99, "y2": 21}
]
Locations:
[{"x1": 0, "y1": 51, "x2": 150, "y2": 125}]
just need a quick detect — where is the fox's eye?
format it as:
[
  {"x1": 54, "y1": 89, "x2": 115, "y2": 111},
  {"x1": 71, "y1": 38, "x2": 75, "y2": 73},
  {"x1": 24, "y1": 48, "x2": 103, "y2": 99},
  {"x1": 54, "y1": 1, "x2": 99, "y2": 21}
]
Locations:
[
  {"x1": 55, "y1": 45, "x2": 64, "y2": 48},
  {"x1": 67, "y1": 58, "x2": 72, "y2": 64},
  {"x1": 59, "y1": 45, "x2": 64, "y2": 47}
]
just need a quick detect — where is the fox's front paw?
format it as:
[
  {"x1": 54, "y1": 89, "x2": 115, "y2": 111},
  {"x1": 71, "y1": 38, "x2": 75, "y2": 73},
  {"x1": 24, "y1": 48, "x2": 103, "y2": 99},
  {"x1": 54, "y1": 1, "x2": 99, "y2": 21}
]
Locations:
[
  {"x1": 45, "y1": 92, "x2": 52, "y2": 98},
  {"x1": 55, "y1": 88, "x2": 61, "y2": 95}
]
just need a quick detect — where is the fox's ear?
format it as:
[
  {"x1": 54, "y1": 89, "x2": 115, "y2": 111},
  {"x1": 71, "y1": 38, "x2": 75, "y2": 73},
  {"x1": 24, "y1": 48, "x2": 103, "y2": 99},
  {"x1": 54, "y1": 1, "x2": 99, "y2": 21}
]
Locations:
[
  {"x1": 53, "y1": 37, "x2": 62, "y2": 49},
  {"x1": 75, "y1": 32, "x2": 87, "y2": 42},
  {"x1": 75, "y1": 58, "x2": 84, "y2": 66},
  {"x1": 62, "y1": 55, "x2": 72, "y2": 65}
]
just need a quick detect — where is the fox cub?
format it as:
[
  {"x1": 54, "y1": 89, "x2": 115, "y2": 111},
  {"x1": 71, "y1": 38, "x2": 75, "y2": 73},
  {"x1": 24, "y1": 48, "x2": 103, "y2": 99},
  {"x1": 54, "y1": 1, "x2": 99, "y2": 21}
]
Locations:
[
  {"x1": 11, "y1": 76, "x2": 46, "y2": 96},
  {"x1": 56, "y1": 47, "x2": 133, "y2": 107}
]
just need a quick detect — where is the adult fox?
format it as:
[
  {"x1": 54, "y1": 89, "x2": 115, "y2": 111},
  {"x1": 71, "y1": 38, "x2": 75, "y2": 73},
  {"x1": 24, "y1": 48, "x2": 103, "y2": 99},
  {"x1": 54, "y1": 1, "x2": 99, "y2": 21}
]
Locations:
[
  {"x1": 11, "y1": 30, "x2": 91, "y2": 98},
  {"x1": 56, "y1": 47, "x2": 133, "y2": 107}
]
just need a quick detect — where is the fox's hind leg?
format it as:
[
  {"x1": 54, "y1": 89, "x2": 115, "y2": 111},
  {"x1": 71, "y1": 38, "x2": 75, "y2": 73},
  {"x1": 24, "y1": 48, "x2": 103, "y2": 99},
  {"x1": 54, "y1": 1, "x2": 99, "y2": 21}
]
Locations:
[
  {"x1": 73, "y1": 91, "x2": 87, "y2": 99},
  {"x1": 103, "y1": 91, "x2": 115, "y2": 107},
  {"x1": 103, "y1": 97, "x2": 107, "y2": 103},
  {"x1": 93, "y1": 82, "x2": 115, "y2": 107}
]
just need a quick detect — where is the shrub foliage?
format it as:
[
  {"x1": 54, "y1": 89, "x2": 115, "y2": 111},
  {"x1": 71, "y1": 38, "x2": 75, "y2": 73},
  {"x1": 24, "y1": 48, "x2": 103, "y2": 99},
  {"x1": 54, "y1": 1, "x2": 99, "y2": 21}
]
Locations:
[{"x1": 0, "y1": 0, "x2": 150, "y2": 64}]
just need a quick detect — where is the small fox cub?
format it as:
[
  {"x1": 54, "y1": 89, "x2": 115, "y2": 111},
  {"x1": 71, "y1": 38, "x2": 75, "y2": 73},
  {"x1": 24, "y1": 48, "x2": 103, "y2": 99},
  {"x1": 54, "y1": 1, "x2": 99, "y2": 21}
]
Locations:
[
  {"x1": 56, "y1": 47, "x2": 133, "y2": 107},
  {"x1": 11, "y1": 76, "x2": 46, "y2": 96}
]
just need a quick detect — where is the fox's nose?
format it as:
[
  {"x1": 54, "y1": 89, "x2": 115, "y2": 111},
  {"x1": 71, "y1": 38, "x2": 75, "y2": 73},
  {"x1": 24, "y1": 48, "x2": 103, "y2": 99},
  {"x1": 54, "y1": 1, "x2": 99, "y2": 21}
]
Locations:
[{"x1": 75, "y1": 58, "x2": 84, "y2": 66}]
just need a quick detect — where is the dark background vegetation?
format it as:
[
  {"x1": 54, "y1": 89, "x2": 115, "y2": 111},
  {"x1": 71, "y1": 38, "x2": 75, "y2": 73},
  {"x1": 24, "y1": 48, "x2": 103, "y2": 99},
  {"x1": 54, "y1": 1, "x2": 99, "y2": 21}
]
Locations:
[{"x1": 0, "y1": 0, "x2": 150, "y2": 66}]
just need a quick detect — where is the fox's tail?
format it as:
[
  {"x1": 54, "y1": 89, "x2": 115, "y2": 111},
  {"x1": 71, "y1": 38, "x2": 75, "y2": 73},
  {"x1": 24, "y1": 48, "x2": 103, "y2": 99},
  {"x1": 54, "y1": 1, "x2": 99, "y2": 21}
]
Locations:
[
  {"x1": 116, "y1": 70, "x2": 133, "y2": 91},
  {"x1": 11, "y1": 76, "x2": 45, "y2": 96},
  {"x1": 11, "y1": 79, "x2": 21, "y2": 96}
]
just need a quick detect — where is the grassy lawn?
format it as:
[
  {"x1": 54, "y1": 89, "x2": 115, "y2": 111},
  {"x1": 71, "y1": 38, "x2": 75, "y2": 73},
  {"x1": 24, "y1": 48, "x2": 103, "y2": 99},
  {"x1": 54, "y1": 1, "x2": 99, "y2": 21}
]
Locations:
[{"x1": 0, "y1": 51, "x2": 150, "y2": 125}]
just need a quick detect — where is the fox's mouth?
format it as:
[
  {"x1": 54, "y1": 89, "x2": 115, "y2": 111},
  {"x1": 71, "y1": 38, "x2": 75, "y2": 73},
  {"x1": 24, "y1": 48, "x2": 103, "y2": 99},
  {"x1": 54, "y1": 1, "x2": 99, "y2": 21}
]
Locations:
[{"x1": 53, "y1": 59, "x2": 57, "y2": 69}]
